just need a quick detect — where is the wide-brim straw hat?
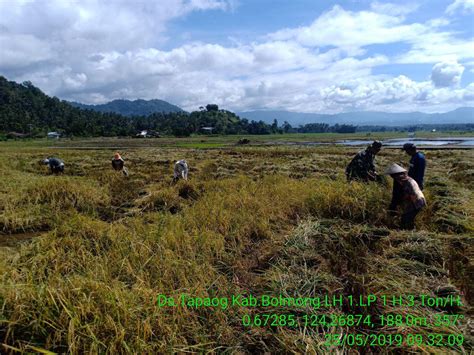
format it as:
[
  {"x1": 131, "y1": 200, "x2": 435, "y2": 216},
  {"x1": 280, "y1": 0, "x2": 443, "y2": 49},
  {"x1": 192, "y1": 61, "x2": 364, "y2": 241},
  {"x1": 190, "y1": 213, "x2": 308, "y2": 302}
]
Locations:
[{"x1": 385, "y1": 163, "x2": 407, "y2": 175}]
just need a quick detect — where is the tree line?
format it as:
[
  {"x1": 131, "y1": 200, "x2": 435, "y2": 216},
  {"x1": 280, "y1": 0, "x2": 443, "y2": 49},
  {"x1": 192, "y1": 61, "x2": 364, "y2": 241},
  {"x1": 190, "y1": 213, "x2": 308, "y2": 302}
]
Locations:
[{"x1": 0, "y1": 76, "x2": 357, "y2": 137}]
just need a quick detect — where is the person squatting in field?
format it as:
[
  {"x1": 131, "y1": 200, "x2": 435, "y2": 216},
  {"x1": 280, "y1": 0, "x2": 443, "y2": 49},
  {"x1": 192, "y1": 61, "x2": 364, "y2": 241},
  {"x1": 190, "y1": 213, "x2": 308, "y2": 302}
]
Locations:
[
  {"x1": 385, "y1": 163, "x2": 426, "y2": 230},
  {"x1": 111, "y1": 152, "x2": 128, "y2": 176},
  {"x1": 346, "y1": 140, "x2": 383, "y2": 182},
  {"x1": 402, "y1": 143, "x2": 426, "y2": 190},
  {"x1": 173, "y1": 160, "x2": 189, "y2": 183},
  {"x1": 43, "y1": 157, "x2": 65, "y2": 174}
]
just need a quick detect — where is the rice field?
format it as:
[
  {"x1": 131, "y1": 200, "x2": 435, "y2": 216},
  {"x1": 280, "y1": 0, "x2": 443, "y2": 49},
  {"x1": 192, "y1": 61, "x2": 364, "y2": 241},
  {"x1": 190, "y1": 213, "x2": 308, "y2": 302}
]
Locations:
[{"x1": 0, "y1": 138, "x2": 472, "y2": 353}]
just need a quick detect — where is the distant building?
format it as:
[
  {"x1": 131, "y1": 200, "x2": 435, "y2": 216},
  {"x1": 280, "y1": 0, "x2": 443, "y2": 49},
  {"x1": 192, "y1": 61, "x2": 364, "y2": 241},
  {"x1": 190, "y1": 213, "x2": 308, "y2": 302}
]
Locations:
[
  {"x1": 408, "y1": 132, "x2": 416, "y2": 138},
  {"x1": 47, "y1": 131, "x2": 61, "y2": 139},
  {"x1": 201, "y1": 127, "x2": 214, "y2": 134},
  {"x1": 135, "y1": 130, "x2": 159, "y2": 138},
  {"x1": 136, "y1": 130, "x2": 148, "y2": 138}
]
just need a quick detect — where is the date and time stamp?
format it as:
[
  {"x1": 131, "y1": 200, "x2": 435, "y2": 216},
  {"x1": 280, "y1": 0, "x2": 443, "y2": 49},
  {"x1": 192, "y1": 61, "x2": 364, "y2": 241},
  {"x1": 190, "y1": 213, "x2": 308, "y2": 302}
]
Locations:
[{"x1": 156, "y1": 293, "x2": 467, "y2": 348}]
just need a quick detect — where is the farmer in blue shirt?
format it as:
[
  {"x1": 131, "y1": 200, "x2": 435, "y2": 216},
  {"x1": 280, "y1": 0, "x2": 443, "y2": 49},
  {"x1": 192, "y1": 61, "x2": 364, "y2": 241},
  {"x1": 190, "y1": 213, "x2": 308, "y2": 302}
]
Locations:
[{"x1": 403, "y1": 143, "x2": 426, "y2": 190}]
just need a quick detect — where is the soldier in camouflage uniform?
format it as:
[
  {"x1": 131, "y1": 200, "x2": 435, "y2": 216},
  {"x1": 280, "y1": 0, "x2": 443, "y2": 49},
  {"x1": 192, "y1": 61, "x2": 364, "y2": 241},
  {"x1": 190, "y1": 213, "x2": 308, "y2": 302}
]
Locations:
[{"x1": 345, "y1": 141, "x2": 382, "y2": 182}]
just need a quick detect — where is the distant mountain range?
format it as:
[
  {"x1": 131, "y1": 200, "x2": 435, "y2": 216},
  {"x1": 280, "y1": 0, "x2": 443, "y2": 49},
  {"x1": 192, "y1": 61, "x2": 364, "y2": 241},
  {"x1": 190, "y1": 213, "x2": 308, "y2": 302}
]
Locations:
[
  {"x1": 70, "y1": 99, "x2": 184, "y2": 116},
  {"x1": 69, "y1": 100, "x2": 474, "y2": 125},
  {"x1": 237, "y1": 107, "x2": 474, "y2": 126}
]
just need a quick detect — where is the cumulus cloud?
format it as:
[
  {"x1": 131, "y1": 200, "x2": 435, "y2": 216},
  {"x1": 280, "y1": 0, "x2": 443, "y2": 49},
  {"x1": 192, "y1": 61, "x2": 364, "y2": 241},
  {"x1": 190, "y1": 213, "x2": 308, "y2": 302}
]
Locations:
[
  {"x1": 0, "y1": 0, "x2": 236, "y2": 56},
  {"x1": 319, "y1": 76, "x2": 473, "y2": 113},
  {"x1": 446, "y1": 0, "x2": 474, "y2": 15},
  {"x1": 268, "y1": 5, "x2": 427, "y2": 50},
  {"x1": 0, "y1": 33, "x2": 53, "y2": 69},
  {"x1": 431, "y1": 61, "x2": 465, "y2": 87},
  {"x1": 370, "y1": 1, "x2": 419, "y2": 16},
  {"x1": 267, "y1": 4, "x2": 473, "y2": 67},
  {"x1": 396, "y1": 31, "x2": 473, "y2": 64},
  {"x1": 0, "y1": 1, "x2": 472, "y2": 113}
]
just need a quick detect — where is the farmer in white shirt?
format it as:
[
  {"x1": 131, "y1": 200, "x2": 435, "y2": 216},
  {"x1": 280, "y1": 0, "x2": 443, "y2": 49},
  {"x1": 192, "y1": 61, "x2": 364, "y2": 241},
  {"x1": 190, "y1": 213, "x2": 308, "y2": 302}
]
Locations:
[{"x1": 173, "y1": 160, "x2": 188, "y2": 182}]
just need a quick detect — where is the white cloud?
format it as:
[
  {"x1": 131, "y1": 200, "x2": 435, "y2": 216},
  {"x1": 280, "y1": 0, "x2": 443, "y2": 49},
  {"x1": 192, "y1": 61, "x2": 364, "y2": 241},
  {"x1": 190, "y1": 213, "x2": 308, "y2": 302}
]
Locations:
[
  {"x1": 268, "y1": 5, "x2": 427, "y2": 50},
  {"x1": 446, "y1": 0, "x2": 474, "y2": 15},
  {"x1": 0, "y1": 1, "x2": 472, "y2": 114},
  {"x1": 0, "y1": 33, "x2": 53, "y2": 69},
  {"x1": 63, "y1": 73, "x2": 88, "y2": 90},
  {"x1": 431, "y1": 61, "x2": 465, "y2": 87},
  {"x1": 370, "y1": 1, "x2": 419, "y2": 16},
  {"x1": 463, "y1": 83, "x2": 474, "y2": 100},
  {"x1": 0, "y1": 0, "x2": 236, "y2": 54},
  {"x1": 319, "y1": 76, "x2": 473, "y2": 113},
  {"x1": 396, "y1": 31, "x2": 474, "y2": 64}
]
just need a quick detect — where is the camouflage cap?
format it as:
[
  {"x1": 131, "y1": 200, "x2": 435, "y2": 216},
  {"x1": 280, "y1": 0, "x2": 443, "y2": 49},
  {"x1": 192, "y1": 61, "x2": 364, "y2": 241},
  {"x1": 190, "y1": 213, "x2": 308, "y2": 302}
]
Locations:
[{"x1": 371, "y1": 140, "x2": 383, "y2": 148}]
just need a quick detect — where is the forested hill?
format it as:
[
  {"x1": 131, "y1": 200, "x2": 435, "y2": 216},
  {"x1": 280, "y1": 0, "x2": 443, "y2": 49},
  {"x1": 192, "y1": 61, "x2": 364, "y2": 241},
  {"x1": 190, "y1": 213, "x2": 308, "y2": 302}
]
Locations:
[
  {"x1": 70, "y1": 99, "x2": 184, "y2": 116},
  {"x1": 0, "y1": 76, "x2": 277, "y2": 136},
  {"x1": 0, "y1": 76, "x2": 133, "y2": 136}
]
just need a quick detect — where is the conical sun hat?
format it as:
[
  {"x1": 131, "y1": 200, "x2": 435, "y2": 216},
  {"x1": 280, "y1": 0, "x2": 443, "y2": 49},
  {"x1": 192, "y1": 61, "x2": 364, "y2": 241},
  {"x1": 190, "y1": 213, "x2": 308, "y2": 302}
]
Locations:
[{"x1": 385, "y1": 163, "x2": 407, "y2": 175}]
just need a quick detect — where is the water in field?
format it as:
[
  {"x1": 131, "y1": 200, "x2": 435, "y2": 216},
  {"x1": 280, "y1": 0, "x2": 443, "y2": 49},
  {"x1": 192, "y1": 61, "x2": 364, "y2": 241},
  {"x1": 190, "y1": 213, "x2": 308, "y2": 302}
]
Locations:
[
  {"x1": 336, "y1": 137, "x2": 474, "y2": 147},
  {"x1": 458, "y1": 139, "x2": 474, "y2": 146},
  {"x1": 335, "y1": 140, "x2": 372, "y2": 146}
]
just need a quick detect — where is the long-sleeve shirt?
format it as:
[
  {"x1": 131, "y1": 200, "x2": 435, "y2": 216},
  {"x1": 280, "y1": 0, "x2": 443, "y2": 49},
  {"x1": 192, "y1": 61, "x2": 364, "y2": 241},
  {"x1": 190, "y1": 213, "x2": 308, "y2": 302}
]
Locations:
[
  {"x1": 345, "y1": 149, "x2": 376, "y2": 181},
  {"x1": 111, "y1": 158, "x2": 125, "y2": 170},
  {"x1": 408, "y1": 152, "x2": 426, "y2": 190},
  {"x1": 389, "y1": 176, "x2": 426, "y2": 213},
  {"x1": 48, "y1": 157, "x2": 64, "y2": 168},
  {"x1": 174, "y1": 160, "x2": 188, "y2": 179}
]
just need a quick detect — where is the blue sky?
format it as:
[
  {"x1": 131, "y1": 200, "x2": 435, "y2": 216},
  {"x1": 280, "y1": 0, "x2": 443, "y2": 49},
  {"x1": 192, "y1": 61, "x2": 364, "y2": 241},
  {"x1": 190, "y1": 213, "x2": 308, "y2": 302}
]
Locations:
[{"x1": 0, "y1": 0, "x2": 473, "y2": 113}]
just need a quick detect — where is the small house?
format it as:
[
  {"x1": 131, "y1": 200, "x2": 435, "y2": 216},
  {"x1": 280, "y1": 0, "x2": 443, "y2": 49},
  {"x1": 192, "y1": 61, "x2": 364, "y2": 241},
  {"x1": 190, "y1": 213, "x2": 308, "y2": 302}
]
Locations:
[
  {"x1": 47, "y1": 131, "x2": 61, "y2": 139},
  {"x1": 135, "y1": 130, "x2": 159, "y2": 138},
  {"x1": 136, "y1": 130, "x2": 148, "y2": 138},
  {"x1": 201, "y1": 127, "x2": 214, "y2": 134}
]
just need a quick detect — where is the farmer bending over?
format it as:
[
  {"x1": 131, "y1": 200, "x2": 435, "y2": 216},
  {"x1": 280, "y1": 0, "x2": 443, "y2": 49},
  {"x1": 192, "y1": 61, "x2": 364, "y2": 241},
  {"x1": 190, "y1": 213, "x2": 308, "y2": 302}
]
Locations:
[
  {"x1": 111, "y1": 152, "x2": 128, "y2": 176},
  {"x1": 385, "y1": 163, "x2": 426, "y2": 230},
  {"x1": 173, "y1": 160, "x2": 188, "y2": 183},
  {"x1": 43, "y1": 157, "x2": 65, "y2": 174},
  {"x1": 346, "y1": 140, "x2": 382, "y2": 182}
]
